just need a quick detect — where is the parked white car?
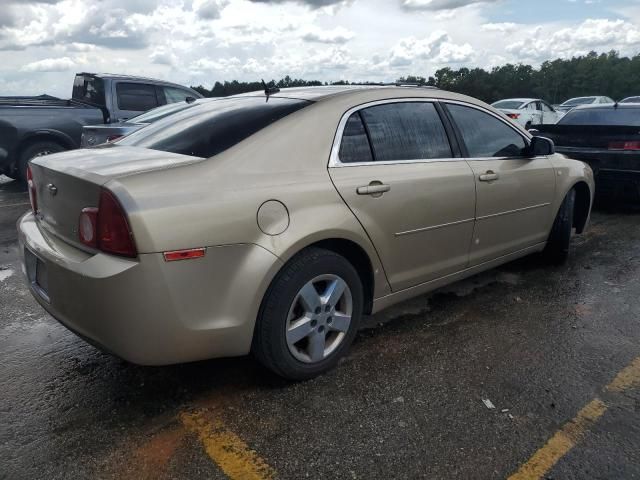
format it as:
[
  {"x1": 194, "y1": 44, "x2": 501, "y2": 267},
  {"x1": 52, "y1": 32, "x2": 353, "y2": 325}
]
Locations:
[
  {"x1": 555, "y1": 96, "x2": 615, "y2": 117},
  {"x1": 491, "y1": 98, "x2": 560, "y2": 129}
]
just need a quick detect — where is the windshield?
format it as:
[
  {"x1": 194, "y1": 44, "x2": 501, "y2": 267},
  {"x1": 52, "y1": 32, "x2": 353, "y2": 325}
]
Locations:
[
  {"x1": 621, "y1": 96, "x2": 640, "y2": 104},
  {"x1": 492, "y1": 100, "x2": 525, "y2": 110},
  {"x1": 72, "y1": 74, "x2": 106, "y2": 107},
  {"x1": 127, "y1": 99, "x2": 211, "y2": 124},
  {"x1": 118, "y1": 96, "x2": 311, "y2": 158},
  {"x1": 559, "y1": 107, "x2": 640, "y2": 126},
  {"x1": 561, "y1": 97, "x2": 596, "y2": 107}
]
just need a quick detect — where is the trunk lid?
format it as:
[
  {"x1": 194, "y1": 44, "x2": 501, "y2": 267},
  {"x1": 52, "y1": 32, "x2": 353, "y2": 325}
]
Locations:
[{"x1": 30, "y1": 145, "x2": 203, "y2": 248}]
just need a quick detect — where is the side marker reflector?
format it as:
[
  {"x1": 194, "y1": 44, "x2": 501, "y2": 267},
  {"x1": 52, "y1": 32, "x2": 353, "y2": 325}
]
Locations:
[{"x1": 163, "y1": 248, "x2": 206, "y2": 262}]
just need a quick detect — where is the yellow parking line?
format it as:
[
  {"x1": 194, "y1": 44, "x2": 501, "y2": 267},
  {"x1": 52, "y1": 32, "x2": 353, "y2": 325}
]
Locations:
[
  {"x1": 180, "y1": 410, "x2": 275, "y2": 480},
  {"x1": 507, "y1": 398, "x2": 607, "y2": 480},
  {"x1": 606, "y1": 356, "x2": 640, "y2": 392},
  {"x1": 508, "y1": 356, "x2": 640, "y2": 480}
]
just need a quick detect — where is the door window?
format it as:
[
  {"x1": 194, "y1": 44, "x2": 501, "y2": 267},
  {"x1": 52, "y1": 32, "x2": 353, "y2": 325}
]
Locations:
[
  {"x1": 447, "y1": 104, "x2": 527, "y2": 158},
  {"x1": 339, "y1": 113, "x2": 374, "y2": 163},
  {"x1": 526, "y1": 103, "x2": 537, "y2": 111},
  {"x1": 116, "y1": 83, "x2": 159, "y2": 112},
  {"x1": 542, "y1": 102, "x2": 553, "y2": 112},
  {"x1": 358, "y1": 102, "x2": 452, "y2": 161}
]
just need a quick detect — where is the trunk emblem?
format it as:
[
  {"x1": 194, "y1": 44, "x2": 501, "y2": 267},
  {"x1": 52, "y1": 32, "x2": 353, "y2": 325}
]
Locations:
[{"x1": 47, "y1": 183, "x2": 58, "y2": 196}]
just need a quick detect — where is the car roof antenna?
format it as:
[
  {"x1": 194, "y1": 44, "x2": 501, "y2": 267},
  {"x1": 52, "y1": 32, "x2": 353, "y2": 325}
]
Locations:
[{"x1": 262, "y1": 79, "x2": 280, "y2": 98}]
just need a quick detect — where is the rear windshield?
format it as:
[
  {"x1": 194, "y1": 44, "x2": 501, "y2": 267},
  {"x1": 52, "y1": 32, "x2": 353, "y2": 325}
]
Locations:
[
  {"x1": 559, "y1": 107, "x2": 640, "y2": 126},
  {"x1": 492, "y1": 100, "x2": 525, "y2": 110},
  {"x1": 118, "y1": 96, "x2": 311, "y2": 158},
  {"x1": 621, "y1": 96, "x2": 640, "y2": 103},
  {"x1": 561, "y1": 97, "x2": 595, "y2": 107},
  {"x1": 72, "y1": 75, "x2": 106, "y2": 107},
  {"x1": 127, "y1": 99, "x2": 211, "y2": 124}
]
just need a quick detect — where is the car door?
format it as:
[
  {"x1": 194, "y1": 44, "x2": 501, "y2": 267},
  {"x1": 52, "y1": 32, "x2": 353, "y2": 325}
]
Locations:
[
  {"x1": 328, "y1": 100, "x2": 476, "y2": 292},
  {"x1": 541, "y1": 101, "x2": 558, "y2": 123},
  {"x1": 530, "y1": 101, "x2": 543, "y2": 126},
  {"x1": 443, "y1": 102, "x2": 556, "y2": 266}
]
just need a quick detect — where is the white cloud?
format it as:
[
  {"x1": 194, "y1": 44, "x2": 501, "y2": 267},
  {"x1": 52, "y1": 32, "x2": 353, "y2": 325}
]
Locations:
[
  {"x1": 389, "y1": 31, "x2": 474, "y2": 66},
  {"x1": 301, "y1": 26, "x2": 355, "y2": 43},
  {"x1": 401, "y1": 0, "x2": 499, "y2": 11},
  {"x1": 481, "y1": 22, "x2": 519, "y2": 34},
  {"x1": 20, "y1": 56, "x2": 77, "y2": 72},
  {"x1": 506, "y1": 18, "x2": 640, "y2": 61}
]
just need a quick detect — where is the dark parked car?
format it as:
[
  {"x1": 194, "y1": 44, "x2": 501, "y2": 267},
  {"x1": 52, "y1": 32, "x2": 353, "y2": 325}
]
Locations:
[
  {"x1": 532, "y1": 104, "x2": 640, "y2": 202},
  {"x1": 0, "y1": 72, "x2": 202, "y2": 180}
]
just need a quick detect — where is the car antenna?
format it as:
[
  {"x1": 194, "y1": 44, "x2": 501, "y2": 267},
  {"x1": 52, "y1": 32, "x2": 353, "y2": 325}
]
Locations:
[{"x1": 262, "y1": 79, "x2": 280, "y2": 98}]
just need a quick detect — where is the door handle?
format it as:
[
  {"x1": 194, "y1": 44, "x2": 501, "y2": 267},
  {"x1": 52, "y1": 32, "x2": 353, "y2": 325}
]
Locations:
[
  {"x1": 479, "y1": 171, "x2": 499, "y2": 182},
  {"x1": 356, "y1": 182, "x2": 390, "y2": 196}
]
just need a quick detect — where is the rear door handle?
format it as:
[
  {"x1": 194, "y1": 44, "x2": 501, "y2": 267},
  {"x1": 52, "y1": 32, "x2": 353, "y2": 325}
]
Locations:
[
  {"x1": 479, "y1": 171, "x2": 499, "y2": 182},
  {"x1": 357, "y1": 182, "x2": 390, "y2": 196}
]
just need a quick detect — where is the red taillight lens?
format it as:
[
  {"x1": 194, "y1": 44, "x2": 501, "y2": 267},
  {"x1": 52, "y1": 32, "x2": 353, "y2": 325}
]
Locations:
[
  {"x1": 608, "y1": 141, "x2": 640, "y2": 151},
  {"x1": 507, "y1": 113, "x2": 520, "y2": 119},
  {"x1": 106, "y1": 135, "x2": 124, "y2": 143},
  {"x1": 78, "y1": 189, "x2": 137, "y2": 257},
  {"x1": 27, "y1": 166, "x2": 37, "y2": 213}
]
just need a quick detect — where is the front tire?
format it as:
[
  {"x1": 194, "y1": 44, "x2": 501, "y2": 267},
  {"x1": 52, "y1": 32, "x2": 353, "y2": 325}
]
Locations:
[
  {"x1": 544, "y1": 189, "x2": 576, "y2": 264},
  {"x1": 252, "y1": 247, "x2": 364, "y2": 381}
]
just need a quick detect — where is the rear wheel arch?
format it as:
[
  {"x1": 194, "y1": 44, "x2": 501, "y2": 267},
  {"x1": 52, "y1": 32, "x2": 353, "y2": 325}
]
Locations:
[
  {"x1": 571, "y1": 181, "x2": 591, "y2": 234},
  {"x1": 19, "y1": 132, "x2": 73, "y2": 155},
  {"x1": 272, "y1": 237, "x2": 376, "y2": 316}
]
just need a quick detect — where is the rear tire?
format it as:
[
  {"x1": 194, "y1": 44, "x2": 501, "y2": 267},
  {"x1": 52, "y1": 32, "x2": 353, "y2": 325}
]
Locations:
[
  {"x1": 18, "y1": 141, "x2": 65, "y2": 181},
  {"x1": 252, "y1": 247, "x2": 364, "y2": 381},
  {"x1": 544, "y1": 189, "x2": 576, "y2": 264}
]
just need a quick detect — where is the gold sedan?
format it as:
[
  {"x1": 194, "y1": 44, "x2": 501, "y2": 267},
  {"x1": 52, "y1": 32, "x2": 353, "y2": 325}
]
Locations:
[{"x1": 18, "y1": 86, "x2": 594, "y2": 380}]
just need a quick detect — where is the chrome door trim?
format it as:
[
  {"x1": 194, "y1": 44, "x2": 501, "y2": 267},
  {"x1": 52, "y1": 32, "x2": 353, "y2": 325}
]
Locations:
[
  {"x1": 476, "y1": 202, "x2": 551, "y2": 221},
  {"x1": 395, "y1": 217, "x2": 475, "y2": 237},
  {"x1": 328, "y1": 97, "x2": 460, "y2": 168}
]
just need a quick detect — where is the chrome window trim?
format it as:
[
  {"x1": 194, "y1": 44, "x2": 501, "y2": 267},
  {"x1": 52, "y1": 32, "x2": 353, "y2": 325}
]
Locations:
[
  {"x1": 328, "y1": 97, "x2": 461, "y2": 168},
  {"x1": 329, "y1": 97, "x2": 536, "y2": 168}
]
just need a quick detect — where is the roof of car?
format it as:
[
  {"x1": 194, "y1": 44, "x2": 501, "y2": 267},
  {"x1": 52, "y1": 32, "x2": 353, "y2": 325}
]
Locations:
[
  {"x1": 494, "y1": 98, "x2": 539, "y2": 103},
  {"x1": 78, "y1": 72, "x2": 200, "y2": 92},
  {"x1": 571, "y1": 103, "x2": 640, "y2": 111},
  {"x1": 236, "y1": 85, "x2": 440, "y2": 102}
]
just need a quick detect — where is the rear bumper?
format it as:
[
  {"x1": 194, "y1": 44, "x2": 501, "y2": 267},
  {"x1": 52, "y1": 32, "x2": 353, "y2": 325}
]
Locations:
[{"x1": 18, "y1": 212, "x2": 283, "y2": 365}]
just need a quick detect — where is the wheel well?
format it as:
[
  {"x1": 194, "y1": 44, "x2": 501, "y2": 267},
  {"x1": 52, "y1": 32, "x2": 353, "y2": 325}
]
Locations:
[
  {"x1": 308, "y1": 238, "x2": 375, "y2": 315},
  {"x1": 572, "y1": 181, "x2": 591, "y2": 234},
  {"x1": 18, "y1": 134, "x2": 70, "y2": 159}
]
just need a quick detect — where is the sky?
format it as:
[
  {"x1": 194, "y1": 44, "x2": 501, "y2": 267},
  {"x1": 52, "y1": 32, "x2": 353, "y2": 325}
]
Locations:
[{"x1": 0, "y1": 0, "x2": 639, "y2": 98}]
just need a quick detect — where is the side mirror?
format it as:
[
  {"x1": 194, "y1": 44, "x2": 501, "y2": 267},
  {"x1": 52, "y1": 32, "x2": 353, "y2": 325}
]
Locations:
[{"x1": 528, "y1": 136, "x2": 555, "y2": 156}]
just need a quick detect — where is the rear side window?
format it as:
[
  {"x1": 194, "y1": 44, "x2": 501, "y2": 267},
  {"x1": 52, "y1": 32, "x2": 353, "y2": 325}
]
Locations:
[
  {"x1": 116, "y1": 83, "x2": 159, "y2": 112},
  {"x1": 559, "y1": 108, "x2": 640, "y2": 126},
  {"x1": 118, "y1": 96, "x2": 311, "y2": 158},
  {"x1": 339, "y1": 113, "x2": 374, "y2": 163},
  {"x1": 359, "y1": 102, "x2": 452, "y2": 161},
  {"x1": 447, "y1": 104, "x2": 527, "y2": 157},
  {"x1": 72, "y1": 75, "x2": 106, "y2": 107}
]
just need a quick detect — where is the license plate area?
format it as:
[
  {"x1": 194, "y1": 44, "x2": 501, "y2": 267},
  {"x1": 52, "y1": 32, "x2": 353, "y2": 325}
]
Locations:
[{"x1": 24, "y1": 248, "x2": 50, "y2": 302}]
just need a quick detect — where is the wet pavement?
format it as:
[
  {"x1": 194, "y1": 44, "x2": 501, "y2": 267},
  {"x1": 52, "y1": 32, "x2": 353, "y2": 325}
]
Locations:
[{"x1": 1, "y1": 173, "x2": 639, "y2": 480}]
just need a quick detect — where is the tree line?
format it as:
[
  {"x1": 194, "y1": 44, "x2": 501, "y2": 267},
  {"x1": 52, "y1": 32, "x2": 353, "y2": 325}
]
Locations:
[{"x1": 191, "y1": 51, "x2": 640, "y2": 104}]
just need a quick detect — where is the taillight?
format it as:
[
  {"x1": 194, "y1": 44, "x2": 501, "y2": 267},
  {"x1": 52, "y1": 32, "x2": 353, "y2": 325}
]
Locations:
[
  {"x1": 507, "y1": 113, "x2": 520, "y2": 119},
  {"x1": 27, "y1": 165, "x2": 37, "y2": 213},
  {"x1": 608, "y1": 141, "x2": 640, "y2": 151},
  {"x1": 78, "y1": 189, "x2": 137, "y2": 257},
  {"x1": 106, "y1": 135, "x2": 124, "y2": 143}
]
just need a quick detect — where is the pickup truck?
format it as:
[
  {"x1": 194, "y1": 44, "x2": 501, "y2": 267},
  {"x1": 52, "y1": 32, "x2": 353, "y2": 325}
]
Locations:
[{"x1": 0, "y1": 72, "x2": 202, "y2": 180}]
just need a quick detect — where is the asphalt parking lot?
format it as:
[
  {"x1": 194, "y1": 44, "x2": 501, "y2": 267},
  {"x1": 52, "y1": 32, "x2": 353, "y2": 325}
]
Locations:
[{"x1": 1, "y1": 174, "x2": 639, "y2": 480}]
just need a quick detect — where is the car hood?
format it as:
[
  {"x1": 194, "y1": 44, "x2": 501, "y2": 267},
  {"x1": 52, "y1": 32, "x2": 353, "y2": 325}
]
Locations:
[{"x1": 32, "y1": 144, "x2": 204, "y2": 185}]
